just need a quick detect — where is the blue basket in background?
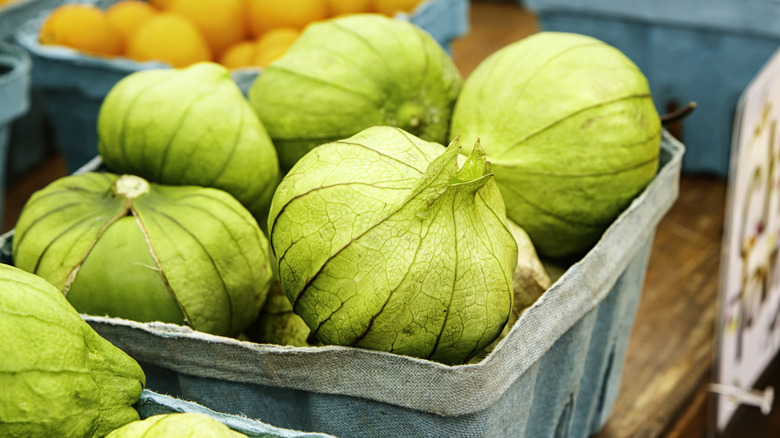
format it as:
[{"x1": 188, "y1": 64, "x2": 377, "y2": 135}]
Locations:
[
  {"x1": 524, "y1": 0, "x2": 780, "y2": 178},
  {"x1": 0, "y1": 41, "x2": 30, "y2": 227},
  {"x1": 0, "y1": 0, "x2": 61, "y2": 41},
  {"x1": 12, "y1": 0, "x2": 470, "y2": 173},
  {"x1": 1, "y1": 0, "x2": 63, "y2": 185}
]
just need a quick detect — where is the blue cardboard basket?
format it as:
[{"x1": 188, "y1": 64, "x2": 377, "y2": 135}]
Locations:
[
  {"x1": 0, "y1": 0, "x2": 62, "y2": 41},
  {"x1": 1, "y1": 0, "x2": 64, "y2": 182},
  {"x1": 524, "y1": 0, "x2": 780, "y2": 177},
  {"x1": 12, "y1": 0, "x2": 469, "y2": 172},
  {"x1": 0, "y1": 41, "x2": 31, "y2": 226},
  {"x1": 0, "y1": 133, "x2": 681, "y2": 437}
]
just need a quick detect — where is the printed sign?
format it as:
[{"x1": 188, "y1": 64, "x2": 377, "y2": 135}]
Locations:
[{"x1": 717, "y1": 47, "x2": 780, "y2": 432}]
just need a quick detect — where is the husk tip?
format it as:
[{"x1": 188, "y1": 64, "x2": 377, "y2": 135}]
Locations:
[{"x1": 446, "y1": 135, "x2": 461, "y2": 151}]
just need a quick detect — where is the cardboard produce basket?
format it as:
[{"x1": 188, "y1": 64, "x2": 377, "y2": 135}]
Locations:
[
  {"x1": 12, "y1": 0, "x2": 469, "y2": 172},
  {"x1": 0, "y1": 0, "x2": 62, "y2": 41},
  {"x1": 0, "y1": 132, "x2": 684, "y2": 437},
  {"x1": 0, "y1": 41, "x2": 30, "y2": 224},
  {"x1": 524, "y1": 0, "x2": 780, "y2": 178},
  {"x1": 1, "y1": 0, "x2": 63, "y2": 182}
]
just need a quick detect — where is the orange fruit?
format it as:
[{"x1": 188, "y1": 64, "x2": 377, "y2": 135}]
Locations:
[
  {"x1": 372, "y1": 0, "x2": 423, "y2": 16},
  {"x1": 39, "y1": 4, "x2": 123, "y2": 57},
  {"x1": 105, "y1": 0, "x2": 157, "y2": 47},
  {"x1": 219, "y1": 28, "x2": 300, "y2": 70},
  {"x1": 219, "y1": 40, "x2": 257, "y2": 70},
  {"x1": 254, "y1": 27, "x2": 299, "y2": 68},
  {"x1": 326, "y1": 0, "x2": 371, "y2": 16},
  {"x1": 245, "y1": 0, "x2": 328, "y2": 38},
  {"x1": 126, "y1": 13, "x2": 212, "y2": 68},
  {"x1": 167, "y1": 0, "x2": 246, "y2": 57}
]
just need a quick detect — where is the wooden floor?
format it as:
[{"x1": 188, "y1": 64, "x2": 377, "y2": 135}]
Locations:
[{"x1": 3, "y1": 1, "x2": 778, "y2": 437}]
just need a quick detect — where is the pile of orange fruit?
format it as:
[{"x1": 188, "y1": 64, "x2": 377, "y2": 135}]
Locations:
[{"x1": 38, "y1": 0, "x2": 426, "y2": 69}]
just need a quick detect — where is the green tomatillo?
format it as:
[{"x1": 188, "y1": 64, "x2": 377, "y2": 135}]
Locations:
[
  {"x1": 12, "y1": 172, "x2": 274, "y2": 337},
  {"x1": 97, "y1": 62, "x2": 280, "y2": 233},
  {"x1": 450, "y1": 32, "x2": 662, "y2": 259},
  {"x1": 268, "y1": 126, "x2": 518, "y2": 365},
  {"x1": 106, "y1": 413, "x2": 247, "y2": 438},
  {"x1": 248, "y1": 13, "x2": 462, "y2": 172},
  {"x1": 0, "y1": 263, "x2": 145, "y2": 438}
]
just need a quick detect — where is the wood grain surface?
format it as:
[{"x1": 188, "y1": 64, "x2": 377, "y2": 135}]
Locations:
[{"x1": 596, "y1": 176, "x2": 727, "y2": 438}]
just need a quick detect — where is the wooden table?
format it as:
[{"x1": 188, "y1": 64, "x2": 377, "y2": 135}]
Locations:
[{"x1": 595, "y1": 176, "x2": 726, "y2": 438}]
